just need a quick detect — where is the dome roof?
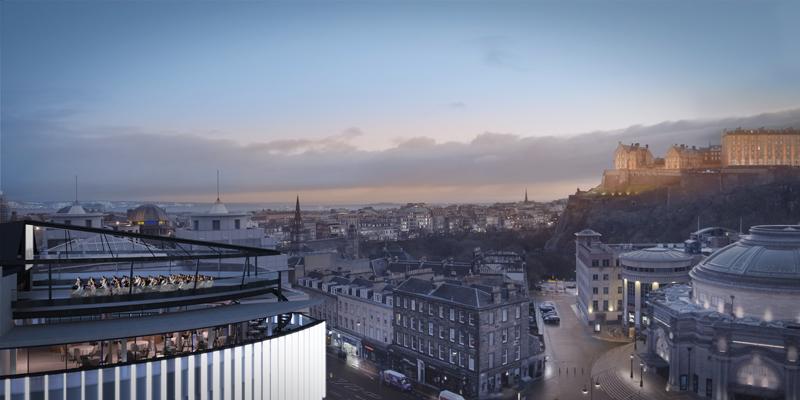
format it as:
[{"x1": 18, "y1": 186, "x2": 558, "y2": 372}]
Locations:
[
  {"x1": 57, "y1": 202, "x2": 87, "y2": 215},
  {"x1": 619, "y1": 247, "x2": 694, "y2": 264},
  {"x1": 575, "y1": 229, "x2": 602, "y2": 237},
  {"x1": 207, "y1": 199, "x2": 229, "y2": 215},
  {"x1": 129, "y1": 204, "x2": 169, "y2": 223},
  {"x1": 691, "y1": 225, "x2": 800, "y2": 288}
]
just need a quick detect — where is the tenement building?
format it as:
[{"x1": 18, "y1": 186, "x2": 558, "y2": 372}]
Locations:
[
  {"x1": 722, "y1": 128, "x2": 800, "y2": 166},
  {"x1": 390, "y1": 277, "x2": 543, "y2": 399},
  {"x1": 646, "y1": 225, "x2": 800, "y2": 400},
  {"x1": 297, "y1": 274, "x2": 394, "y2": 365},
  {"x1": 0, "y1": 220, "x2": 326, "y2": 399}
]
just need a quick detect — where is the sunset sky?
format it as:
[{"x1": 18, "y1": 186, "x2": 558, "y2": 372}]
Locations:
[{"x1": 2, "y1": 1, "x2": 799, "y2": 203}]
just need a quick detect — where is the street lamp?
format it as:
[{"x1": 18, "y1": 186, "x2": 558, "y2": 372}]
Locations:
[
  {"x1": 630, "y1": 354, "x2": 634, "y2": 379},
  {"x1": 581, "y1": 376, "x2": 600, "y2": 399},
  {"x1": 639, "y1": 362, "x2": 644, "y2": 387}
]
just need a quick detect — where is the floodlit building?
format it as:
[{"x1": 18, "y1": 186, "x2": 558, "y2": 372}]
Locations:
[
  {"x1": 127, "y1": 204, "x2": 172, "y2": 236},
  {"x1": 574, "y1": 229, "x2": 624, "y2": 331},
  {"x1": 0, "y1": 221, "x2": 326, "y2": 400},
  {"x1": 646, "y1": 225, "x2": 800, "y2": 399},
  {"x1": 619, "y1": 247, "x2": 695, "y2": 336},
  {"x1": 722, "y1": 128, "x2": 800, "y2": 166}
]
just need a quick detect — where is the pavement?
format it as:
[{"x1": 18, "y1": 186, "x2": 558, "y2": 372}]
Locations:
[{"x1": 591, "y1": 342, "x2": 695, "y2": 400}]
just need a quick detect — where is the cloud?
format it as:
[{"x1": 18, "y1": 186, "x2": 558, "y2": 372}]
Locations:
[
  {"x1": 473, "y1": 36, "x2": 528, "y2": 71},
  {"x1": 244, "y1": 128, "x2": 363, "y2": 155},
  {"x1": 3, "y1": 108, "x2": 800, "y2": 203},
  {"x1": 448, "y1": 101, "x2": 467, "y2": 109}
]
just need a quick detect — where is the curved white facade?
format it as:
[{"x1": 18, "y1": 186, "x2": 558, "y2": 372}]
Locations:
[{"x1": 1, "y1": 321, "x2": 326, "y2": 400}]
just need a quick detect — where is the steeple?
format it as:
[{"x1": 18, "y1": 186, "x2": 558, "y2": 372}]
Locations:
[
  {"x1": 290, "y1": 195, "x2": 303, "y2": 254},
  {"x1": 208, "y1": 170, "x2": 229, "y2": 214},
  {"x1": 524, "y1": 188, "x2": 529, "y2": 204}
]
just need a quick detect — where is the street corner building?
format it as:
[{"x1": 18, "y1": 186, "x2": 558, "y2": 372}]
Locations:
[
  {"x1": 646, "y1": 225, "x2": 800, "y2": 400},
  {"x1": 0, "y1": 221, "x2": 327, "y2": 400},
  {"x1": 389, "y1": 277, "x2": 543, "y2": 399}
]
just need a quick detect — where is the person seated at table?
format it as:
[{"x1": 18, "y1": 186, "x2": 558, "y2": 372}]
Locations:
[{"x1": 71, "y1": 278, "x2": 83, "y2": 297}]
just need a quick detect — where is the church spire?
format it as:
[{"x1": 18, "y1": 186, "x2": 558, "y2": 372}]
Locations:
[
  {"x1": 524, "y1": 188, "x2": 529, "y2": 204},
  {"x1": 290, "y1": 195, "x2": 303, "y2": 255}
]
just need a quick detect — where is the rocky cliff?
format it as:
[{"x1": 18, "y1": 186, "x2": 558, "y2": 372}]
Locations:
[{"x1": 545, "y1": 180, "x2": 800, "y2": 254}]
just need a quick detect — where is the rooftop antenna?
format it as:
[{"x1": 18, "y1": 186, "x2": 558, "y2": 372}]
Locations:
[
  {"x1": 74, "y1": 175, "x2": 79, "y2": 204},
  {"x1": 216, "y1": 169, "x2": 220, "y2": 202}
]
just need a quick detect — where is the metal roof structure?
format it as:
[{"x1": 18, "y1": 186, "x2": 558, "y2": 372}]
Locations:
[{"x1": 0, "y1": 299, "x2": 320, "y2": 349}]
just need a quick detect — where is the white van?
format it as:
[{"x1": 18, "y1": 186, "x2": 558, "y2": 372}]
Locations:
[
  {"x1": 439, "y1": 390, "x2": 466, "y2": 400},
  {"x1": 381, "y1": 369, "x2": 412, "y2": 392}
]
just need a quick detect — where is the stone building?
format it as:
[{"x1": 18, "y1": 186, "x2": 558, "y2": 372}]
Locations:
[
  {"x1": 721, "y1": 128, "x2": 800, "y2": 167},
  {"x1": 297, "y1": 275, "x2": 394, "y2": 365},
  {"x1": 389, "y1": 277, "x2": 542, "y2": 399},
  {"x1": 618, "y1": 247, "x2": 695, "y2": 336},
  {"x1": 665, "y1": 144, "x2": 704, "y2": 170},
  {"x1": 127, "y1": 203, "x2": 172, "y2": 236},
  {"x1": 646, "y1": 225, "x2": 800, "y2": 400},
  {"x1": 614, "y1": 142, "x2": 655, "y2": 170},
  {"x1": 575, "y1": 229, "x2": 624, "y2": 331}
]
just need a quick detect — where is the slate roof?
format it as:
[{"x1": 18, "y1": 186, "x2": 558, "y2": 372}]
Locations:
[
  {"x1": 395, "y1": 277, "x2": 494, "y2": 308},
  {"x1": 429, "y1": 283, "x2": 492, "y2": 307}
]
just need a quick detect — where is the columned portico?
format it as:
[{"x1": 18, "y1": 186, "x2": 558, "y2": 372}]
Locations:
[
  {"x1": 786, "y1": 365, "x2": 799, "y2": 400},
  {"x1": 711, "y1": 353, "x2": 730, "y2": 400},
  {"x1": 646, "y1": 226, "x2": 800, "y2": 400}
]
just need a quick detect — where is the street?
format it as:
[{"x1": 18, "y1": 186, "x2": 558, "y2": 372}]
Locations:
[
  {"x1": 325, "y1": 349, "x2": 431, "y2": 400},
  {"x1": 324, "y1": 290, "x2": 679, "y2": 400},
  {"x1": 521, "y1": 291, "x2": 623, "y2": 400}
]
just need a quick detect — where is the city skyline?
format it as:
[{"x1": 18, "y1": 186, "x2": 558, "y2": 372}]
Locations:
[{"x1": 3, "y1": 1, "x2": 800, "y2": 203}]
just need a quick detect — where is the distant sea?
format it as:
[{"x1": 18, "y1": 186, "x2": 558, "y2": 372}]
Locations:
[{"x1": 11, "y1": 201, "x2": 410, "y2": 214}]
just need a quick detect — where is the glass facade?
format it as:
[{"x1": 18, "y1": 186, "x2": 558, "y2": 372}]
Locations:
[{"x1": 1, "y1": 320, "x2": 326, "y2": 400}]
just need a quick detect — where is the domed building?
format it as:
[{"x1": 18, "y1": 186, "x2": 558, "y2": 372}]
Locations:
[
  {"x1": 45, "y1": 201, "x2": 105, "y2": 248},
  {"x1": 619, "y1": 247, "x2": 696, "y2": 335},
  {"x1": 127, "y1": 203, "x2": 172, "y2": 236},
  {"x1": 646, "y1": 225, "x2": 800, "y2": 400}
]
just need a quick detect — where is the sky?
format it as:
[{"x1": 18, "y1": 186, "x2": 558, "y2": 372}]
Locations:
[{"x1": 2, "y1": 1, "x2": 799, "y2": 204}]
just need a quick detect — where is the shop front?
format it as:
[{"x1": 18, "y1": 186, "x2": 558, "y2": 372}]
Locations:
[{"x1": 361, "y1": 339, "x2": 389, "y2": 367}]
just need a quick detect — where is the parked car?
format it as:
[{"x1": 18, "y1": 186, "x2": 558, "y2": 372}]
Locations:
[
  {"x1": 439, "y1": 390, "x2": 466, "y2": 400},
  {"x1": 538, "y1": 302, "x2": 556, "y2": 312},
  {"x1": 382, "y1": 370, "x2": 412, "y2": 392},
  {"x1": 544, "y1": 315, "x2": 561, "y2": 324}
]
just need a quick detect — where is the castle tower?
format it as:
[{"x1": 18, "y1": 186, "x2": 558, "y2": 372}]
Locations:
[{"x1": 289, "y1": 195, "x2": 303, "y2": 255}]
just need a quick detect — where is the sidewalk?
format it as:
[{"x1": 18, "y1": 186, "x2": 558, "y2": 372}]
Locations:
[
  {"x1": 591, "y1": 343, "x2": 694, "y2": 400},
  {"x1": 326, "y1": 346, "x2": 440, "y2": 399},
  {"x1": 569, "y1": 303, "x2": 631, "y2": 343}
]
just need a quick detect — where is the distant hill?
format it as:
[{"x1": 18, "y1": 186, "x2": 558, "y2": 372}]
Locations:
[{"x1": 545, "y1": 180, "x2": 800, "y2": 256}]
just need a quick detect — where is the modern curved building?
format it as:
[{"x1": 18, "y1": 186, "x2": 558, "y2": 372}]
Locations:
[
  {"x1": 0, "y1": 220, "x2": 326, "y2": 400},
  {"x1": 647, "y1": 225, "x2": 800, "y2": 400},
  {"x1": 619, "y1": 247, "x2": 695, "y2": 335}
]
